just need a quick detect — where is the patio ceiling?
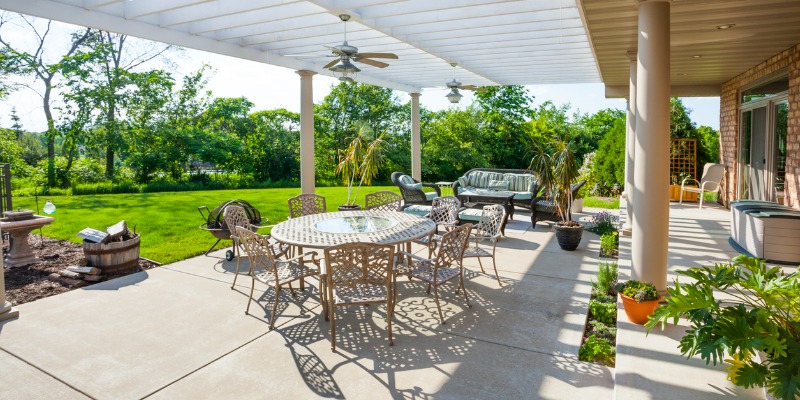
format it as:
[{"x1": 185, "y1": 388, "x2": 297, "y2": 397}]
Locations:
[
  {"x1": 584, "y1": 0, "x2": 800, "y2": 97},
  {"x1": 0, "y1": 0, "x2": 600, "y2": 93}
]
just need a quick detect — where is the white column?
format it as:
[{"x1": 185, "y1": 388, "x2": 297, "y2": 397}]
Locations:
[
  {"x1": 632, "y1": 0, "x2": 671, "y2": 291},
  {"x1": 0, "y1": 226, "x2": 20, "y2": 322},
  {"x1": 622, "y1": 51, "x2": 637, "y2": 236},
  {"x1": 410, "y1": 93, "x2": 422, "y2": 181},
  {"x1": 296, "y1": 70, "x2": 316, "y2": 194}
]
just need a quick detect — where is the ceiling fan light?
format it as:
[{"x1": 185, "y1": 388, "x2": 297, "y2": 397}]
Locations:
[
  {"x1": 330, "y1": 60, "x2": 360, "y2": 73},
  {"x1": 446, "y1": 89, "x2": 462, "y2": 104},
  {"x1": 338, "y1": 76, "x2": 355, "y2": 82}
]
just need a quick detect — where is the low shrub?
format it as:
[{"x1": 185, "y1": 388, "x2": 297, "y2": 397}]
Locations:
[
  {"x1": 600, "y1": 231, "x2": 619, "y2": 256},
  {"x1": 579, "y1": 335, "x2": 616, "y2": 366},
  {"x1": 587, "y1": 210, "x2": 618, "y2": 236},
  {"x1": 589, "y1": 299, "x2": 617, "y2": 325},
  {"x1": 587, "y1": 320, "x2": 616, "y2": 342},
  {"x1": 592, "y1": 261, "x2": 618, "y2": 297}
]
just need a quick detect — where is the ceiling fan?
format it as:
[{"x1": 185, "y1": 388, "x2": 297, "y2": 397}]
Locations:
[
  {"x1": 322, "y1": 14, "x2": 399, "y2": 81},
  {"x1": 444, "y1": 62, "x2": 484, "y2": 103}
]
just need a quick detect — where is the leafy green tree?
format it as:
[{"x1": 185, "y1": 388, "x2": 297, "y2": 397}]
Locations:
[
  {"x1": 572, "y1": 108, "x2": 625, "y2": 163},
  {"x1": 0, "y1": 128, "x2": 29, "y2": 175},
  {"x1": 421, "y1": 106, "x2": 488, "y2": 180},
  {"x1": 670, "y1": 98, "x2": 718, "y2": 170},
  {"x1": 315, "y1": 82, "x2": 405, "y2": 183},
  {"x1": 247, "y1": 109, "x2": 300, "y2": 182},
  {"x1": 589, "y1": 118, "x2": 626, "y2": 189},
  {"x1": 0, "y1": 14, "x2": 93, "y2": 186},
  {"x1": 697, "y1": 125, "x2": 720, "y2": 164},
  {"x1": 474, "y1": 85, "x2": 534, "y2": 168}
]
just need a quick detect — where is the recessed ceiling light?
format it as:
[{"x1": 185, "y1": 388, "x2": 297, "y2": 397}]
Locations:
[
  {"x1": 691, "y1": 55, "x2": 703, "y2": 58},
  {"x1": 716, "y1": 24, "x2": 736, "y2": 30}
]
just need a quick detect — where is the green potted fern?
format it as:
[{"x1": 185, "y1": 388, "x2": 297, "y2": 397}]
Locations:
[
  {"x1": 646, "y1": 255, "x2": 800, "y2": 400},
  {"x1": 335, "y1": 123, "x2": 385, "y2": 211}
]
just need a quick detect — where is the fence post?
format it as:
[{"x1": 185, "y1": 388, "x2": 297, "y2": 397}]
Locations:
[{"x1": 0, "y1": 164, "x2": 12, "y2": 213}]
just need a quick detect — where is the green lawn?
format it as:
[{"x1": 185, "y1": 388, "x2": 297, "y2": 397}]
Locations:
[
  {"x1": 12, "y1": 186, "x2": 398, "y2": 264},
  {"x1": 584, "y1": 196, "x2": 620, "y2": 209}
]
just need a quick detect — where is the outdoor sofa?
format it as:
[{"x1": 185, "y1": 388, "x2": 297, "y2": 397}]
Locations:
[{"x1": 452, "y1": 168, "x2": 540, "y2": 211}]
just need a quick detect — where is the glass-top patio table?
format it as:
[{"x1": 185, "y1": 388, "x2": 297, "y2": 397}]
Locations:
[{"x1": 270, "y1": 210, "x2": 436, "y2": 249}]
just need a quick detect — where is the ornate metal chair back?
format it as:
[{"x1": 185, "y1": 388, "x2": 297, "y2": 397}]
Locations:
[{"x1": 288, "y1": 194, "x2": 327, "y2": 218}]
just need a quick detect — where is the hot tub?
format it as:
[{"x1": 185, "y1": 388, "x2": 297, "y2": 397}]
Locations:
[{"x1": 730, "y1": 200, "x2": 800, "y2": 264}]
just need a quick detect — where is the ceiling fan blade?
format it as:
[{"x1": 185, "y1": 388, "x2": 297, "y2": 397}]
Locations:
[
  {"x1": 356, "y1": 52, "x2": 398, "y2": 60},
  {"x1": 323, "y1": 59, "x2": 341, "y2": 69},
  {"x1": 355, "y1": 58, "x2": 389, "y2": 68}
]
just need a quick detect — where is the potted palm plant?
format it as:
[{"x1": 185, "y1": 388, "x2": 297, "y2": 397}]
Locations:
[
  {"x1": 335, "y1": 123, "x2": 386, "y2": 211},
  {"x1": 530, "y1": 133, "x2": 583, "y2": 250}
]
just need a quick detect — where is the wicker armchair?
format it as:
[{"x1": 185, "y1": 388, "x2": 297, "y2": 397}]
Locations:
[
  {"x1": 397, "y1": 223, "x2": 473, "y2": 324},
  {"x1": 462, "y1": 205, "x2": 506, "y2": 287},
  {"x1": 531, "y1": 180, "x2": 586, "y2": 228},
  {"x1": 235, "y1": 227, "x2": 320, "y2": 330},
  {"x1": 323, "y1": 242, "x2": 395, "y2": 352},
  {"x1": 288, "y1": 193, "x2": 327, "y2": 218},
  {"x1": 364, "y1": 190, "x2": 402, "y2": 211},
  {"x1": 391, "y1": 172, "x2": 441, "y2": 208}
]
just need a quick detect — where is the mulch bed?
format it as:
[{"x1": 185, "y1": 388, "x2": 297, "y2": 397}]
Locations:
[{"x1": 2, "y1": 234, "x2": 160, "y2": 306}]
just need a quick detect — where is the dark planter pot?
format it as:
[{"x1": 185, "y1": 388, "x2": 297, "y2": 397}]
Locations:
[
  {"x1": 554, "y1": 223, "x2": 583, "y2": 251},
  {"x1": 337, "y1": 204, "x2": 362, "y2": 211}
]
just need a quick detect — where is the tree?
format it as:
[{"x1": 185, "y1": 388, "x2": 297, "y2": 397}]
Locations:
[
  {"x1": 247, "y1": 109, "x2": 300, "y2": 182},
  {"x1": 572, "y1": 108, "x2": 625, "y2": 163},
  {"x1": 75, "y1": 31, "x2": 174, "y2": 177},
  {"x1": 0, "y1": 14, "x2": 92, "y2": 186},
  {"x1": 474, "y1": 85, "x2": 534, "y2": 168},
  {"x1": 422, "y1": 106, "x2": 488, "y2": 180},
  {"x1": 670, "y1": 98, "x2": 718, "y2": 171},
  {"x1": 589, "y1": 118, "x2": 626, "y2": 189}
]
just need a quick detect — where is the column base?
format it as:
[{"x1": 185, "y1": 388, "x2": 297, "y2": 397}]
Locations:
[
  {"x1": 620, "y1": 224, "x2": 632, "y2": 237},
  {"x1": 0, "y1": 301, "x2": 19, "y2": 322}
]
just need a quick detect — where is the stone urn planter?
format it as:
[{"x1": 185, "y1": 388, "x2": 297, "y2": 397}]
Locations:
[{"x1": 554, "y1": 223, "x2": 583, "y2": 251}]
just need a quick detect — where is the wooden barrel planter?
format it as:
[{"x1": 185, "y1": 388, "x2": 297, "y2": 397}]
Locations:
[{"x1": 82, "y1": 234, "x2": 141, "y2": 273}]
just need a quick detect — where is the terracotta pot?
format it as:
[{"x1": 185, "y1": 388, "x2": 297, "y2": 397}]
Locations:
[
  {"x1": 554, "y1": 223, "x2": 583, "y2": 251},
  {"x1": 619, "y1": 293, "x2": 660, "y2": 325},
  {"x1": 337, "y1": 204, "x2": 362, "y2": 211}
]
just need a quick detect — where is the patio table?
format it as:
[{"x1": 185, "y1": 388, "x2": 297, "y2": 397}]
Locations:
[
  {"x1": 457, "y1": 189, "x2": 516, "y2": 220},
  {"x1": 270, "y1": 210, "x2": 435, "y2": 320},
  {"x1": 270, "y1": 210, "x2": 435, "y2": 249}
]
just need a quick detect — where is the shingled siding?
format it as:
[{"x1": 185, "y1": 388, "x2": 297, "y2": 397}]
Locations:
[{"x1": 719, "y1": 43, "x2": 800, "y2": 209}]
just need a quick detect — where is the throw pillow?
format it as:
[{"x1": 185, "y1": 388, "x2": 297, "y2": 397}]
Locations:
[
  {"x1": 409, "y1": 182, "x2": 423, "y2": 191},
  {"x1": 488, "y1": 180, "x2": 509, "y2": 191},
  {"x1": 457, "y1": 176, "x2": 468, "y2": 188}
]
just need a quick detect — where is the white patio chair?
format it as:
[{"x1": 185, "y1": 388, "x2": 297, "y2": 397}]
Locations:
[
  {"x1": 462, "y1": 204, "x2": 506, "y2": 287},
  {"x1": 680, "y1": 163, "x2": 724, "y2": 209}
]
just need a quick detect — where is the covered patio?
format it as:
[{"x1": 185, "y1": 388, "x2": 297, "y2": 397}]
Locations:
[{"x1": 0, "y1": 204, "x2": 762, "y2": 399}]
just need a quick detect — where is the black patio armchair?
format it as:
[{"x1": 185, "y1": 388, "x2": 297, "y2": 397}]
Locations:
[
  {"x1": 390, "y1": 172, "x2": 441, "y2": 208},
  {"x1": 531, "y1": 180, "x2": 586, "y2": 228}
]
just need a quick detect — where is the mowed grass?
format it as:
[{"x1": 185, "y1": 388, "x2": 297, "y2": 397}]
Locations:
[
  {"x1": 12, "y1": 186, "x2": 398, "y2": 264},
  {"x1": 584, "y1": 196, "x2": 620, "y2": 209}
]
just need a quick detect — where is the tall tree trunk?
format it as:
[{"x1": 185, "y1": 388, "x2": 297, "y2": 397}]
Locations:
[
  {"x1": 42, "y1": 77, "x2": 56, "y2": 187},
  {"x1": 105, "y1": 106, "x2": 115, "y2": 177}
]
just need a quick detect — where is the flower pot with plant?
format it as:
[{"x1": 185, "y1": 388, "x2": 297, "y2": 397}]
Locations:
[
  {"x1": 530, "y1": 132, "x2": 584, "y2": 251},
  {"x1": 616, "y1": 280, "x2": 660, "y2": 324},
  {"x1": 335, "y1": 123, "x2": 386, "y2": 211},
  {"x1": 646, "y1": 255, "x2": 800, "y2": 400}
]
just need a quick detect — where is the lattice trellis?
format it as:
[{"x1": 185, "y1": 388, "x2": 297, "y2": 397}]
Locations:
[{"x1": 670, "y1": 139, "x2": 697, "y2": 184}]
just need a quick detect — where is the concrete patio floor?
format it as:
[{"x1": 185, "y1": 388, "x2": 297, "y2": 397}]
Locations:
[{"x1": 0, "y1": 204, "x2": 777, "y2": 399}]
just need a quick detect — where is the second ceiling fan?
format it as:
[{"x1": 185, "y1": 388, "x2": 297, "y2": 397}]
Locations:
[
  {"x1": 324, "y1": 14, "x2": 398, "y2": 81},
  {"x1": 445, "y1": 62, "x2": 485, "y2": 103}
]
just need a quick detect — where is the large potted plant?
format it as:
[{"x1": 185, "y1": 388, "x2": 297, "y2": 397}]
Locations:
[
  {"x1": 530, "y1": 133, "x2": 583, "y2": 250},
  {"x1": 335, "y1": 123, "x2": 386, "y2": 211},
  {"x1": 616, "y1": 280, "x2": 660, "y2": 324},
  {"x1": 646, "y1": 255, "x2": 800, "y2": 400}
]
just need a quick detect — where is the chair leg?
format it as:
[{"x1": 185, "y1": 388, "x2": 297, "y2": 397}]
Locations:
[
  {"x1": 699, "y1": 192, "x2": 704, "y2": 209},
  {"x1": 679, "y1": 188, "x2": 684, "y2": 204},
  {"x1": 329, "y1": 304, "x2": 336, "y2": 352},
  {"x1": 491, "y1": 257, "x2": 502, "y2": 287},
  {"x1": 245, "y1": 274, "x2": 256, "y2": 315},
  {"x1": 269, "y1": 285, "x2": 280, "y2": 330},
  {"x1": 476, "y1": 257, "x2": 486, "y2": 273},
  {"x1": 387, "y1": 296, "x2": 394, "y2": 347},
  {"x1": 459, "y1": 273, "x2": 472, "y2": 308},
  {"x1": 231, "y1": 240, "x2": 241, "y2": 289},
  {"x1": 433, "y1": 283, "x2": 445, "y2": 324},
  {"x1": 426, "y1": 282, "x2": 432, "y2": 294}
]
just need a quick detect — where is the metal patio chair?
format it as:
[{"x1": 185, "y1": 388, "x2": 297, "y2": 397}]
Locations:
[{"x1": 462, "y1": 204, "x2": 506, "y2": 287}]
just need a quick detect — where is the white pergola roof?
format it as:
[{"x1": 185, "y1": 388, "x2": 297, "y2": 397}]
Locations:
[{"x1": 0, "y1": 0, "x2": 601, "y2": 93}]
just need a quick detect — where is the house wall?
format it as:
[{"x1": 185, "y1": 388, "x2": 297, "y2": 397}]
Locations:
[{"x1": 719, "y1": 43, "x2": 800, "y2": 209}]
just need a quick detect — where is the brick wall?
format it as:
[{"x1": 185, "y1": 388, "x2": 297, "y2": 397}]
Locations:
[{"x1": 719, "y1": 43, "x2": 800, "y2": 209}]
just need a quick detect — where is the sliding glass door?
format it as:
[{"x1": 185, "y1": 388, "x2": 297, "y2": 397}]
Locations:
[{"x1": 738, "y1": 95, "x2": 788, "y2": 202}]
